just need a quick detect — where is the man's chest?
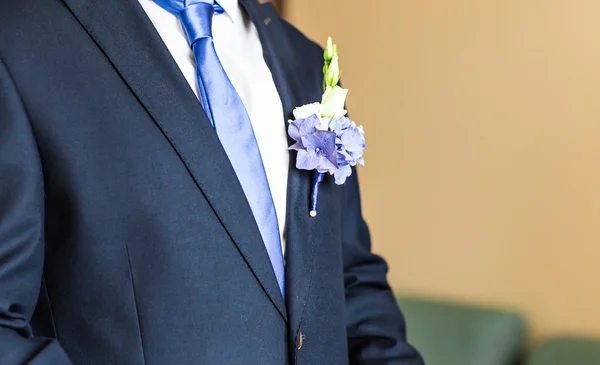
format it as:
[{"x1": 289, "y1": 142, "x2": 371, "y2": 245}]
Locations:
[{"x1": 139, "y1": 0, "x2": 290, "y2": 244}]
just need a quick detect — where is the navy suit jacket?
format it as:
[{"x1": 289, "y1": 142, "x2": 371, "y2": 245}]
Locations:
[{"x1": 0, "y1": 0, "x2": 424, "y2": 363}]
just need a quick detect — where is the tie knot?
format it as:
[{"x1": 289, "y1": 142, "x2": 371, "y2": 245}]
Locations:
[
  {"x1": 152, "y1": 0, "x2": 225, "y2": 45},
  {"x1": 180, "y1": 2, "x2": 214, "y2": 44}
]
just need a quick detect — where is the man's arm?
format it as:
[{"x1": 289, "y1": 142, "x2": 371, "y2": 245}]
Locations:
[
  {"x1": 342, "y1": 169, "x2": 424, "y2": 365},
  {"x1": 0, "y1": 57, "x2": 71, "y2": 364}
]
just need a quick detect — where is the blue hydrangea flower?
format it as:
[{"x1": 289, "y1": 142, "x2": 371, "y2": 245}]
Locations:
[
  {"x1": 329, "y1": 117, "x2": 366, "y2": 184},
  {"x1": 288, "y1": 114, "x2": 338, "y2": 173}
]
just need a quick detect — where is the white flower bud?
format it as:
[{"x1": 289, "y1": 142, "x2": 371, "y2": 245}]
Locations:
[
  {"x1": 324, "y1": 55, "x2": 340, "y2": 87},
  {"x1": 324, "y1": 37, "x2": 334, "y2": 62}
]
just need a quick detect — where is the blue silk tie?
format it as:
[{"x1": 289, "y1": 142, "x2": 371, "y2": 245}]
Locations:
[{"x1": 152, "y1": 0, "x2": 285, "y2": 297}]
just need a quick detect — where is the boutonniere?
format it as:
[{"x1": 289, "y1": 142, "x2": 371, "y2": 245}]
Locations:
[{"x1": 288, "y1": 38, "x2": 366, "y2": 217}]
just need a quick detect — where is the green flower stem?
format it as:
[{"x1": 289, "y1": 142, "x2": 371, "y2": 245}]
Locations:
[{"x1": 323, "y1": 37, "x2": 340, "y2": 92}]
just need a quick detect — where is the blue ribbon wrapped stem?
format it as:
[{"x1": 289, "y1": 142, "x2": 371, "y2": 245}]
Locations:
[{"x1": 310, "y1": 171, "x2": 325, "y2": 217}]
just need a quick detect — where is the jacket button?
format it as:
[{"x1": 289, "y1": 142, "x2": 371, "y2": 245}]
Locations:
[{"x1": 297, "y1": 330, "x2": 306, "y2": 350}]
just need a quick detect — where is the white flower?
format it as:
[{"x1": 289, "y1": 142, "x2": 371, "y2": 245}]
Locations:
[
  {"x1": 320, "y1": 85, "x2": 348, "y2": 119},
  {"x1": 292, "y1": 103, "x2": 321, "y2": 120}
]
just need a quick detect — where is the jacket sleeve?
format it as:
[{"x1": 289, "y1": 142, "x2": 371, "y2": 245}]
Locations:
[
  {"x1": 342, "y1": 169, "x2": 424, "y2": 365},
  {"x1": 0, "y1": 58, "x2": 71, "y2": 364}
]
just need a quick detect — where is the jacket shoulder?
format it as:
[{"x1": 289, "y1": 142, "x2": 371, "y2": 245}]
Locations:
[{"x1": 278, "y1": 16, "x2": 324, "y2": 64}]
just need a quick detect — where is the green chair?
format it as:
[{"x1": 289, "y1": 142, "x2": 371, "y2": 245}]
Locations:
[
  {"x1": 527, "y1": 337, "x2": 600, "y2": 365},
  {"x1": 397, "y1": 296, "x2": 526, "y2": 365}
]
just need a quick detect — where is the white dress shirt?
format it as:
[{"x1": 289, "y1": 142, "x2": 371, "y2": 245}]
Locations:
[{"x1": 139, "y1": 0, "x2": 289, "y2": 252}]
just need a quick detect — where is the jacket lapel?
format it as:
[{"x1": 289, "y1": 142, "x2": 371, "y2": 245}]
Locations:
[
  {"x1": 61, "y1": 0, "x2": 287, "y2": 320},
  {"x1": 240, "y1": 0, "x2": 323, "y2": 345}
]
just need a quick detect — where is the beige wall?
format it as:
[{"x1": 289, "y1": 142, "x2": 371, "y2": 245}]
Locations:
[{"x1": 286, "y1": 0, "x2": 600, "y2": 342}]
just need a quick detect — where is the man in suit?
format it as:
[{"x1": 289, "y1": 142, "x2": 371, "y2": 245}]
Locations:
[{"x1": 0, "y1": 0, "x2": 423, "y2": 363}]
